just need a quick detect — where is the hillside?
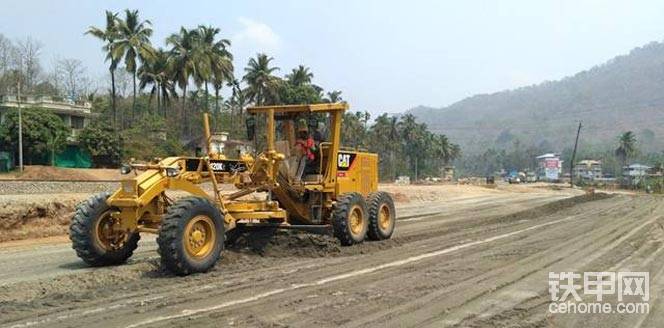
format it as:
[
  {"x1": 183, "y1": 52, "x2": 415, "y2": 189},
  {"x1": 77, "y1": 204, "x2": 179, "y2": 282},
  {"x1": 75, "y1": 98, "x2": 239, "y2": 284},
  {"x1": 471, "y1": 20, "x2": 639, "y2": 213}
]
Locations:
[{"x1": 409, "y1": 41, "x2": 664, "y2": 153}]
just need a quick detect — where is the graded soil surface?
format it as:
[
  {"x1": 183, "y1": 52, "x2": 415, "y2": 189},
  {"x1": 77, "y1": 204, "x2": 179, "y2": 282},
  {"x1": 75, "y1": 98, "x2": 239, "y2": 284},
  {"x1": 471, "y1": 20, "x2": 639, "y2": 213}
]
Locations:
[{"x1": 1, "y1": 183, "x2": 661, "y2": 327}]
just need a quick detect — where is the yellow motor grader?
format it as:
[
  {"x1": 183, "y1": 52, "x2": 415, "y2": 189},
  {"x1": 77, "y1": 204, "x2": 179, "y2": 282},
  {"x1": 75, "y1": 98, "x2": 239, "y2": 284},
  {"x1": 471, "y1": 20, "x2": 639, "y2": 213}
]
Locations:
[{"x1": 70, "y1": 103, "x2": 396, "y2": 275}]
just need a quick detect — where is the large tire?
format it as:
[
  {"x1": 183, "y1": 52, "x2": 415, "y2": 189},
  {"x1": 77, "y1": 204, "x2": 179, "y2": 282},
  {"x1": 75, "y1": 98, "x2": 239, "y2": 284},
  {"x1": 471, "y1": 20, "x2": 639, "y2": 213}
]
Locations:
[
  {"x1": 157, "y1": 197, "x2": 224, "y2": 275},
  {"x1": 366, "y1": 191, "x2": 396, "y2": 241},
  {"x1": 69, "y1": 192, "x2": 140, "y2": 266},
  {"x1": 332, "y1": 192, "x2": 368, "y2": 246}
]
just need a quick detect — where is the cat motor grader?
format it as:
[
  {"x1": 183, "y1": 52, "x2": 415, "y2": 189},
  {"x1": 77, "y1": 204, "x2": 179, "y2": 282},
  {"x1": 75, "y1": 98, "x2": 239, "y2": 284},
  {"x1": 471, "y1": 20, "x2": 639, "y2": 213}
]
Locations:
[{"x1": 69, "y1": 103, "x2": 396, "y2": 275}]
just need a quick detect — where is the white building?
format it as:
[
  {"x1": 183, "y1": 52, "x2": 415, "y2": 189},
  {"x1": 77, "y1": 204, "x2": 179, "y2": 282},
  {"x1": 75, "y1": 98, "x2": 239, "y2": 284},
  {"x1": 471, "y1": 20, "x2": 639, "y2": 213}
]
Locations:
[
  {"x1": 623, "y1": 164, "x2": 651, "y2": 186},
  {"x1": 536, "y1": 153, "x2": 563, "y2": 181},
  {"x1": 574, "y1": 160, "x2": 602, "y2": 180},
  {"x1": 0, "y1": 95, "x2": 94, "y2": 141}
]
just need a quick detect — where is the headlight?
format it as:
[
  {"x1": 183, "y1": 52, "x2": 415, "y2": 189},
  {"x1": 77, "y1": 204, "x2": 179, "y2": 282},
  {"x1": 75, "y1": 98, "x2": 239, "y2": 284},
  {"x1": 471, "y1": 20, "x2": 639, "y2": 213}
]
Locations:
[
  {"x1": 165, "y1": 167, "x2": 179, "y2": 177},
  {"x1": 120, "y1": 164, "x2": 132, "y2": 175}
]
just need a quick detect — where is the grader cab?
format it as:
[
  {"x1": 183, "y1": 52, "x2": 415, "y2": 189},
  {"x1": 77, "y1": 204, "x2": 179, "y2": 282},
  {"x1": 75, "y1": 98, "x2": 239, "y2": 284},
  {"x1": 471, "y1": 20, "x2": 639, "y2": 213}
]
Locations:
[{"x1": 70, "y1": 103, "x2": 396, "y2": 275}]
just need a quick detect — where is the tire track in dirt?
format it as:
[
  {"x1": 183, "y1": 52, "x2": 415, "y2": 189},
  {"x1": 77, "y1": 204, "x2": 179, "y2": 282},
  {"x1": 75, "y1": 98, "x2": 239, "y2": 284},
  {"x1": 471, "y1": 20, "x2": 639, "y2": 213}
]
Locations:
[
  {"x1": 394, "y1": 196, "x2": 664, "y2": 328},
  {"x1": 153, "y1": 194, "x2": 623, "y2": 328},
  {"x1": 1, "y1": 192, "x2": 520, "y2": 326},
  {"x1": 0, "y1": 191, "x2": 594, "y2": 328},
  {"x1": 125, "y1": 213, "x2": 595, "y2": 328},
  {"x1": 431, "y1": 197, "x2": 660, "y2": 327},
  {"x1": 293, "y1": 195, "x2": 635, "y2": 328}
]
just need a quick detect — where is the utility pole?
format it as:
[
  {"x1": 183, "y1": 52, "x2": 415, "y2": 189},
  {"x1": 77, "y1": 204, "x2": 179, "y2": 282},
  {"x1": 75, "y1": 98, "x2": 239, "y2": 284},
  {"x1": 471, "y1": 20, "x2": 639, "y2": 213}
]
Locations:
[
  {"x1": 570, "y1": 122, "x2": 582, "y2": 188},
  {"x1": 17, "y1": 75, "x2": 24, "y2": 172}
]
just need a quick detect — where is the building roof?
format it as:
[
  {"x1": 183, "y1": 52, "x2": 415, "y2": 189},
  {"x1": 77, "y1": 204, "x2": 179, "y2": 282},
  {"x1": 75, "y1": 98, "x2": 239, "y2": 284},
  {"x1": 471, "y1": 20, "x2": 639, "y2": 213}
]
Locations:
[
  {"x1": 536, "y1": 153, "x2": 560, "y2": 159},
  {"x1": 0, "y1": 95, "x2": 94, "y2": 117},
  {"x1": 577, "y1": 160, "x2": 602, "y2": 166},
  {"x1": 624, "y1": 164, "x2": 651, "y2": 170}
]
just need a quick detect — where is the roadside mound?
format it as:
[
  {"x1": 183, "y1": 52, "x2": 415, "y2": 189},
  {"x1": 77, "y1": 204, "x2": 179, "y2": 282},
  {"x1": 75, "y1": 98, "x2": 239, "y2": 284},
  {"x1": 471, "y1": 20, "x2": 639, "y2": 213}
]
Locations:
[
  {"x1": 0, "y1": 166, "x2": 120, "y2": 181},
  {"x1": 491, "y1": 192, "x2": 614, "y2": 225},
  {"x1": 0, "y1": 199, "x2": 77, "y2": 242}
]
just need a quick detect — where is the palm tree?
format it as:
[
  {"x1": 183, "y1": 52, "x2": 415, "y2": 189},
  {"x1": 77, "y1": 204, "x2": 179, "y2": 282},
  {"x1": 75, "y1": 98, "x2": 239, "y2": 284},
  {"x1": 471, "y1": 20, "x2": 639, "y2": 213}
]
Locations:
[
  {"x1": 399, "y1": 114, "x2": 425, "y2": 179},
  {"x1": 86, "y1": 11, "x2": 120, "y2": 126},
  {"x1": 286, "y1": 65, "x2": 313, "y2": 86},
  {"x1": 325, "y1": 90, "x2": 343, "y2": 103},
  {"x1": 166, "y1": 27, "x2": 198, "y2": 134},
  {"x1": 243, "y1": 53, "x2": 280, "y2": 105},
  {"x1": 434, "y1": 134, "x2": 460, "y2": 165},
  {"x1": 388, "y1": 115, "x2": 399, "y2": 179},
  {"x1": 113, "y1": 9, "x2": 156, "y2": 121},
  {"x1": 225, "y1": 78, "x2": 243, "y2": 132},
  {"x1": 196, "y1": 25, "x2": 233, "y2": 114},
  {"x1": 615, "y1": 131, "x2": 638, "y2": 168},
  {"x1": 138, "y1": 48, "x2": 175, "y2": 115},
  {"x1": 449, "y1": 143, "x2": 461, "y2": 163}
]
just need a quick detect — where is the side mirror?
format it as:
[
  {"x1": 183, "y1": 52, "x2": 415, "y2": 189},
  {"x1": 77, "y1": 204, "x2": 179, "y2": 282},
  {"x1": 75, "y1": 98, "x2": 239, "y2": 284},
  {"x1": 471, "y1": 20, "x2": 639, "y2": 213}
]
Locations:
[{"x1": 245, "y1": 116, "x2": 256, "y2": 140}]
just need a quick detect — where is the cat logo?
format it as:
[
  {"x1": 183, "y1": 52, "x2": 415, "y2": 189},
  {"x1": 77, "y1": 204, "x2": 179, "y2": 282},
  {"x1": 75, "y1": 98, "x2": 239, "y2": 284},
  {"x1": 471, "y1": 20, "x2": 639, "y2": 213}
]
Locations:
[{"x1": 337, "y1": 152, "x2": 356, "y2": 171}]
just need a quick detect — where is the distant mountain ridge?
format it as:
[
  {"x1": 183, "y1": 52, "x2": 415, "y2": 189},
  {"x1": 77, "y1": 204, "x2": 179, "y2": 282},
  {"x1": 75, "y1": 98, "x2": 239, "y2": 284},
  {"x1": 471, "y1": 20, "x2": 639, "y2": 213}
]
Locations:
[{"x1": 408, "y1": 41, "x2": 664, "y2": 153}]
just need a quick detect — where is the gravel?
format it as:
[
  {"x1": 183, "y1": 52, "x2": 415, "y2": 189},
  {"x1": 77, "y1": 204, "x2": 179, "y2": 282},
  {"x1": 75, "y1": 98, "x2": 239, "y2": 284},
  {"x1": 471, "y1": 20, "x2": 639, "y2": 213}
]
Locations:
[{"x1": 0, "y1": 181, "x2": 118, "y2": 195}]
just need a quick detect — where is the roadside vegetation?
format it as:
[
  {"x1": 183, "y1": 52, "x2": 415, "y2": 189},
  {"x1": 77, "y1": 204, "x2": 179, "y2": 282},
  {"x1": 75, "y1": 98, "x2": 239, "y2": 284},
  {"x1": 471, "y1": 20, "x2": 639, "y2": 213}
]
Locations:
[
  {"x1": 457, "y1": 129, "x2": 662, "y2": 178},
  {"x1": 0, "y1": 9, "x2": 460, "y2": 180}
]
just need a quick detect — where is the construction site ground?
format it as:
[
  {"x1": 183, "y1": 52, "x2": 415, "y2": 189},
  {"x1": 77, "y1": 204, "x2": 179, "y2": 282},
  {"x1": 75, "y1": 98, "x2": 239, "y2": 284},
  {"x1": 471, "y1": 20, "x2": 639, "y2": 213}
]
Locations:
[{"x1": 1, "y1": 180, "x2": 662, "y2": 327}]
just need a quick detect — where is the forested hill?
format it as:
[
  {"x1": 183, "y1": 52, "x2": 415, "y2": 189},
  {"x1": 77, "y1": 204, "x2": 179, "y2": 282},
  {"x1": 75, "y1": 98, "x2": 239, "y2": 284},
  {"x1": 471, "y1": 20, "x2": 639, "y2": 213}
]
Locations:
[{"x1": 409, "y1": 41, "x2": 664, "y2": 153}]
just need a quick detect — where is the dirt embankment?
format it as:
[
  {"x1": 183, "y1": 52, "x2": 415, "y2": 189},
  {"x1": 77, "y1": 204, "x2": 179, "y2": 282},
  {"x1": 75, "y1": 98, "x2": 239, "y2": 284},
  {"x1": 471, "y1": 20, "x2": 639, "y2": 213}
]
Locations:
[
  {"x1": 0, "y1": 165, "x2": 121, "y2": 181},
  {"x1": 0, "y1": 198, "x2": 79, "y2": 242}
]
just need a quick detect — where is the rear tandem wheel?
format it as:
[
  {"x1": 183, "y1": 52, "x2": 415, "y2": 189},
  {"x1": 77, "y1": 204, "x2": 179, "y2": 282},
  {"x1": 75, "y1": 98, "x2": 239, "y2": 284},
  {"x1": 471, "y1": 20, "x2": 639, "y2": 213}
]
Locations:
[
  {"x1": 366, "y1": 191, "x2": 396, "y2": 240},
  {"x1": 332, "y1": 192, "x2": 369, "y2": 246}
]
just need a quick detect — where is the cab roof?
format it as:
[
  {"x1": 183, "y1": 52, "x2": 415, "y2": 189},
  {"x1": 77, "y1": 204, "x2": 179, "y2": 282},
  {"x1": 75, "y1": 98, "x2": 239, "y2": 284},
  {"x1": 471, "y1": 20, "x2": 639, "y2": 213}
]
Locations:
[{"x1": 247, "y1": 103, "x2": 348, "y2": 114}]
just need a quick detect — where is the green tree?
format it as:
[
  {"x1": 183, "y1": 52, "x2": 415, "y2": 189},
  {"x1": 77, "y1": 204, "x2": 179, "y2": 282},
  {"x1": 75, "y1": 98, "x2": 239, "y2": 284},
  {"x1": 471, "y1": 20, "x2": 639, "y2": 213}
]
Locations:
[
  {"x1": 86, "y1": 10, "x2": 121, "y2": 126},
  {"x1": 138, "y1": 48, "x2": 176, "y2": 115},
  {"x1": 286, "y1": 65, "x2": 313, "y2": 86},
  {"x1": 78, "y1": 121, "x2": 122, "y2": 167},
  {"x1": 341, "y1": 111, "x2": 368, "y2": 148},
  {"x1": 195, "y1": 25, "x2": 234, "y2": 114},
  {"x1": 243, "y1": 53, "x2": 280, "y2": 105},
  {"x1": 369, "y1": 114, "x2": 401, "y2": 180},
  {"x1": 0, "y1": 108, "x2": 70, "y2": 164},
  {"x1": 398, "y1": 114, "x2": 426, "y2": 179},
  {"x1": 277, "y1": 81, "x2": 323, "y2": 105},
  {"x1": 615, "y1": 131, "x2": 638, "y2": 167},
  {"x1": 122, "y1": 115, "x2": 184, "y2": 160},
  {"x1": 166, "y1": 27, "x2": 198, "y2": 134},
  {"x1": 113, "y1": 9, "x2": 156, "y2": 121},
  {"x1": 225, "y1": 78, "x2": 248, "y2": 137},
  {"x1": 324, "y1": 90, "x2": 343, "y2": 103}
]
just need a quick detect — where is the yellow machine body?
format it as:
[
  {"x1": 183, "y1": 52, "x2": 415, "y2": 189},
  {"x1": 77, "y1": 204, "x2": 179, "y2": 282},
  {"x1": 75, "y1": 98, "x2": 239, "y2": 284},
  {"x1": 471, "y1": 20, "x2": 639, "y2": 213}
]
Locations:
[
  {"x1": 71, "y1": 103, "x2": 394, "y2": 276},
  {"x1": 105, "y1": 103, "x2": 379, "y2": 235}
]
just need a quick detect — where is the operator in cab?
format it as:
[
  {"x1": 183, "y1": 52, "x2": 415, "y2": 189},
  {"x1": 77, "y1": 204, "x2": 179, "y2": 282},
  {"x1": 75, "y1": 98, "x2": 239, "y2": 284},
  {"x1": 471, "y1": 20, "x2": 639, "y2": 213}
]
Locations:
[{"x1": 294, "y1": 119, "x2": 318, "y2": 180}]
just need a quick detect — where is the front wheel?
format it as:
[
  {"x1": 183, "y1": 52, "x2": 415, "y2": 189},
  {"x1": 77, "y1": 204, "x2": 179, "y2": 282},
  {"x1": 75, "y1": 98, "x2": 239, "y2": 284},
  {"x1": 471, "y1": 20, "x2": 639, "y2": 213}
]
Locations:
[
  {"x1": 157, "y1": 197, "x2": 224, "y2": 275},
  {"x1": 332, "y1": 193, "x2": 368, "y2": 246},
  {"x1": 70, "y1": 192, "x2": 140, "y2": 266}
]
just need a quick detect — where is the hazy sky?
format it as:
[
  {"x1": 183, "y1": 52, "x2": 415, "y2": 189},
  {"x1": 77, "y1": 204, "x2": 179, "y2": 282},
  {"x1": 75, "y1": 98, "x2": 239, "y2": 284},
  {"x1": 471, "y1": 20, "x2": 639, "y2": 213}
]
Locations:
[{"x1": 2, "y1": 0, "x2": 664, "y2": 114}]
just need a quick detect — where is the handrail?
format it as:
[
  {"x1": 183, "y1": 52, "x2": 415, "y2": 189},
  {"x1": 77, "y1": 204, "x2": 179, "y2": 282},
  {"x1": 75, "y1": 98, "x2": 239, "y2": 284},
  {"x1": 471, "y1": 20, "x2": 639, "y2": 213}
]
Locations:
[{"x1": 319, "y1": 142, "x2": 332, "y2": 174}]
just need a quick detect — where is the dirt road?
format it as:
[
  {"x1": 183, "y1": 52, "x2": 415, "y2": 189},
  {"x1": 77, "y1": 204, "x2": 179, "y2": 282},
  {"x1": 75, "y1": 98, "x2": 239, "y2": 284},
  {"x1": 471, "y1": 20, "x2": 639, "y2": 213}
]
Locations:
[{"x1": 1, "y1": 187, "x2": 661, "y2": 327}]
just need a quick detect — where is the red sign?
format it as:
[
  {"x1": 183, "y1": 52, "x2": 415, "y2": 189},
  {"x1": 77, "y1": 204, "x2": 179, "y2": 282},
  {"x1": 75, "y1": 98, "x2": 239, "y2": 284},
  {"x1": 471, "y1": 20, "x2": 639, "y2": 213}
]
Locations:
[{"x1": 545, "y1": 159, "x2": 559, "y2": 169}]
